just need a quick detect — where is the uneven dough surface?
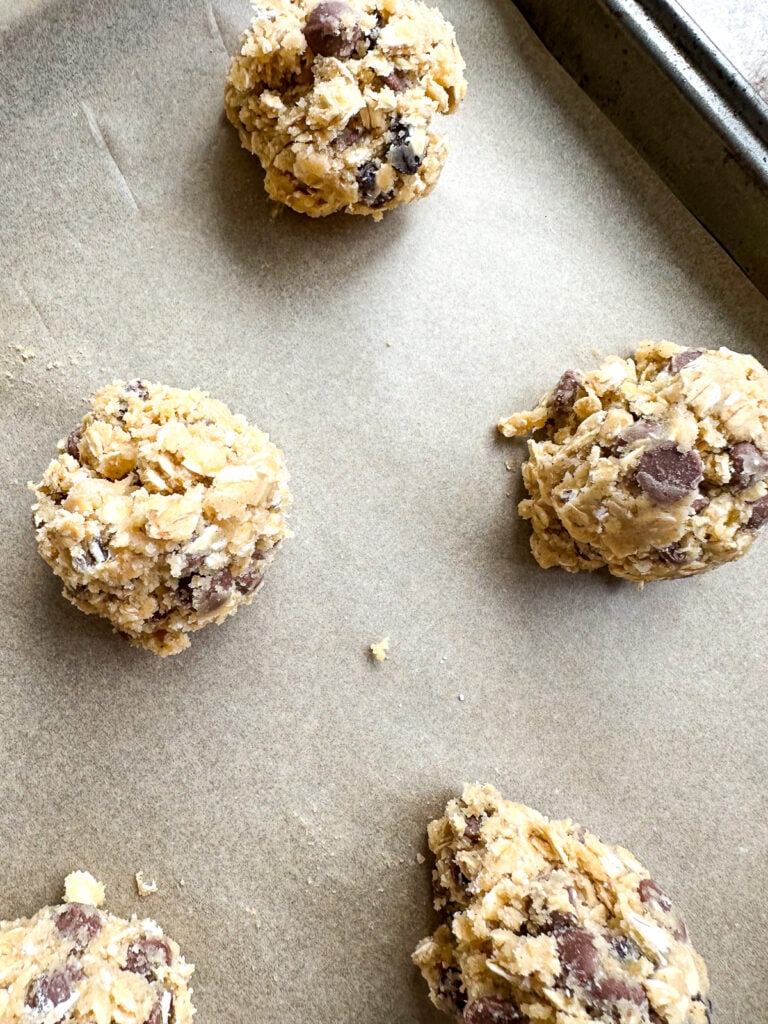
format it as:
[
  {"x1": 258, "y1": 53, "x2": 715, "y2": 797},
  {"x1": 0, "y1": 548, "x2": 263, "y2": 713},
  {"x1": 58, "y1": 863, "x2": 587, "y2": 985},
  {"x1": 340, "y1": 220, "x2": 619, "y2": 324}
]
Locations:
[
  {"x1": 413, "y1": 785, "x2": 711, "y2": 1024},
  {"x1": 0, "y1": 873, "x2": 194, "y2": 1023},
  {"x1": 498, "y1": 341, "x2": 768, "y2": 581},
  {"x1": 31, "y1": 380, "x2": 290, "y2": 656},
  {"x1": 225, "y1": 0, "x2": 466, "y2": 218}
]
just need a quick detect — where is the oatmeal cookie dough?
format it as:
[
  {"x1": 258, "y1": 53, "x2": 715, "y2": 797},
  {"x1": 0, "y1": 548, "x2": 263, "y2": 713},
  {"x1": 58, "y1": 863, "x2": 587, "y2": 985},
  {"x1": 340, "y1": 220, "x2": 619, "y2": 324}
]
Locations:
[
  {"x1": 31, "y1": 380, "x2": 291, "y2": 656},
  {"x1": 498, "y1": 341, "x2": 768, "y2": 582},
  {"x1": 224, "y1": 0, "x2": 466, "y2": 218},
  {"x1": 0, "y1": 872, "x2": 194, "y2": 1023},
  {"x1": 413, "y1": 785, "x2": 711, "y2": 1024}
]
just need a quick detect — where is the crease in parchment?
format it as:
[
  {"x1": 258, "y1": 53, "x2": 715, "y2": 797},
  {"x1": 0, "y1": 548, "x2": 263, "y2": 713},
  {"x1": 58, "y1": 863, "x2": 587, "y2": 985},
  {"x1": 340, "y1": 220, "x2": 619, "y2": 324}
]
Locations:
[
  {"x1": 206, "y1": 1, "x2": 229, "y2": 54},
  {"x1": 18, "y1": 282, "x2": 55, "y2": 340},
  {"x1": 80, "y1": 101, "x2": 140, "y2": 214}
]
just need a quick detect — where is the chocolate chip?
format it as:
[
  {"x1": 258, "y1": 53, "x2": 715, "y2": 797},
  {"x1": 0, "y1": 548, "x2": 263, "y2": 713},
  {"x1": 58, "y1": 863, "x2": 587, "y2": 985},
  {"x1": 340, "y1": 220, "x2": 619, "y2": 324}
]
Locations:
[
  {"x1": 234, "y1": 561, "x2": 265, "y2": 595},
  {"x1": 556, "y1": 927, "x2": 598, "y2": 986},
  {"x1": 552, "y1": 370, "x2": 580, "y2": 419},
  {"x1": 303, "y1": 2, "x2": 361, "y2": 58},
  {"x1": 72, "y1": 538, "x2": 110, "y2": 573},
  {"x1": 193, "y1": 569, "x2": 234, "y2": 614},
  {"x1": 608, "y1": 934, "x2": 640, "y2": 961},
  {"x1": 387, "y1": 119, "x2": 422, "y2": 175},
  {"x1": 620, "y1": 419, "x2": 660, "y2": 447},
  {"x1": 589, "y1": 977, "x2": 647, "y2": 1006},
  {"x1": 356, "y1": 160, "x2": 394, "y2": 207},
  {"x1": 540, "y1": 910, "x2": 577, "y2": 934},
  {"x1": 746, "y1": 495, "x2": 768, "y2": 529},
  {"x1": 638, "y1": 878, "x2": 673, "y2": 912},
  {"x1": 26, "y1": 970, "x2": 72, "y2": 1011},
  {"x1": 690, "y1": 497, "x2": 708, "y2": 514},
  {"x1": 124, "y1": 380, "x2": 149, "y2": 400},
  {"x1": 463, "y1": 815, "x2": 482, "y2": 842},
  {"x1": 464, "y1": 996, "x2": 524, "y2": 1024},
  {"x1": 668, "y1": 350, "x2": 702, "y2": 374},
  {"x1": 436, "y1": 965, "x2": 466, "y2": 1011},
  {"x1": 728, "y1": 442, "x2": 768, "y2": 491},
  {"x1": 635, "y1": 443, "x2": 703, "y2": 505},
  {"x1": 333, "y1": 125, "x2": 364, "y2": 151},
  {"x1": 658, "y1": 543, "x2": 686, "y2": 565},
  {"x1": 66, "y1": 427, "x2": 83, "y2": 461},
  {"x1": 55, "y1": 903, "x2": 102, "y2": 949},
  {"x1": 381, "y1": 70, "x2": 408, "y2": 92},
  {"x1": 124, "y1": 938, "x2": 171, "y2": 981}
]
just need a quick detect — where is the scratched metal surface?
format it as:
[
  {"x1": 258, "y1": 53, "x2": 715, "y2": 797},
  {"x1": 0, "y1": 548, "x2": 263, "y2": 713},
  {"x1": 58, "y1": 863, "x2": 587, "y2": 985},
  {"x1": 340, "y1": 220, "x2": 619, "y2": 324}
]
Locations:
[{"x1": 1, "y1": 1, "x2": 767, "y2": 1022}]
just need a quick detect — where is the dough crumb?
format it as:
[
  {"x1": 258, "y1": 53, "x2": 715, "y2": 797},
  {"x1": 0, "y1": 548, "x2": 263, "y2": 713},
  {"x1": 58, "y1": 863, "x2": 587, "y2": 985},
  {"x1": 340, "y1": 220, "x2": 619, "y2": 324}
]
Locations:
[
  {"x1": 63, "y1": 870, "x2": 105, "y2": 907},
  {"x1": 416, "y1": 852, "x2": 426, "y2": 864},
  {"x1": 135, "y1": 871, "x2": 158, "y2": 897},
  {"x1": 370, "y1": 636, "x2": 390, "y2": 662}
]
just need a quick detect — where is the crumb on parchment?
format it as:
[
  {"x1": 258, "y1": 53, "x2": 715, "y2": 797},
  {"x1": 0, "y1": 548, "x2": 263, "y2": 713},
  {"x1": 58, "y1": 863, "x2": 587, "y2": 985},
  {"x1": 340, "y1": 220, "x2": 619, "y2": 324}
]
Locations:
[
  {"x1": 369, "y1": 637, "x2": 390, "y2": 662},
  {"x1": 63, "y1": 870, "x2": 105, "y2": 907},
  {"x1": 135, "y1": 871, "x2": 158, "y2": 897}
]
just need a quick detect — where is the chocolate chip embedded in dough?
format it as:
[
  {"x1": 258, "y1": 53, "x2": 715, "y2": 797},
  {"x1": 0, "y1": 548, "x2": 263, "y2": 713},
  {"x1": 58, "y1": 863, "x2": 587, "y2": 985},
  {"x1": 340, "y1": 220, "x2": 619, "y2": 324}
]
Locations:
[
  {"x1": 124, "y1": 938, "x2": 171, "y2": 981},
  {"x1": 25, "y1": 969, "x2": 72, "y2": 1011},
  {"x1": 464, "y1": 996, "x2": 524, "y2": 1024},
  {"x1": 332, "y1": 125, "x2": 364, "y2": 151},
  {"x1": 436, "y1": 965, "x2": 466, "y2": 1012},
  {"x1": 303, "y1": 2, "x2": 361, "y2": 58},
  {"x1": 193, "y1": 569, "x2": 235, "y2": 614},
  {"x1": 552, "y1": 370, "x2": 580, "y2": 419},
  {"x1": 55, "y1": 903, "x2": 102, "y2": 949},
  {"x1": 728, "y1": 442, "x2": 768, "y2": 491},
  {"x1": 556, "y1": 927, "x2": 598, "y2": 986},
  {"x1": 381, "y1": 70, "x2": 408, "y2": 92},
  {"x1": 658, "y1": 543, "x2": 686, "y2": 566},
  {"x1": 387, "y1": 119, "x2": 422, "y2": 174},
  {"x1": 746, "y1": 495, "x2": 768, "y2": 529},
  {"x1": 668, "y1": 349, "x2": 702, "y2": 374},
  {"x1": 463, "y1": 815, "x2": 483, "y2": 843},
  {"x1": 639, "y1": 878, "x2": 673, "y2": 912},
  {"x1": 608, "y1": 934, "x2": 641, "y2": 961},
  {"x1": 635, "y1": 443, "x2": 703, "y2": 505},
  {"x1": 589, "y1": 977, "x2": 647, "y2": 1007},
  {"x1": 66, "y1": 427, "x2": 83, "y2": 461}
]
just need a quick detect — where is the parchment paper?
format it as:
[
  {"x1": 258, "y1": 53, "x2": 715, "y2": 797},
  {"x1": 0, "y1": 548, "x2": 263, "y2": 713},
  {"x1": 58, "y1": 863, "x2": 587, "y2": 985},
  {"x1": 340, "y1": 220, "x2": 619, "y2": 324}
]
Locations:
[{"x1": 1, "y1": 1, "x2": 766, "y2": 1021}]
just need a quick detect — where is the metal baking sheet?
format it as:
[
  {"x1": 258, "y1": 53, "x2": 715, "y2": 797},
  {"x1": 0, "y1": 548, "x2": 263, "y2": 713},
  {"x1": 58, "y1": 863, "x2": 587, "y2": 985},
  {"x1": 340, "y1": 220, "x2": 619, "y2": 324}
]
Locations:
[
  {"x1": 511, "y1": 0, "x2": 768, "y2": 298},
  {"x1": 1, "y1": 1, "x2": 767, "y2": 1022}
]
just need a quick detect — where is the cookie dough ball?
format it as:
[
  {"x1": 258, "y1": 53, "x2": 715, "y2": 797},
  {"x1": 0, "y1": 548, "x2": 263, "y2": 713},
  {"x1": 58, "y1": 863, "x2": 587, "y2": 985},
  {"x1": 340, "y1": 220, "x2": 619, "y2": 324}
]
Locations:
[
  {"x1": 0, "y1": 871, "x2": 194, "y2": 1023},
  {"x1": 31, "y1": 380, "x2": 291, "y2": 656},
  {"x1": 224, "y1": 0, "x2": 466, "y2": 218},
  {"x1": 498, "y1": 341, "x2": 768, "y2": 582},
  {"x1": 413, "y1": 785, "x2": 711, "y2": 1024}
]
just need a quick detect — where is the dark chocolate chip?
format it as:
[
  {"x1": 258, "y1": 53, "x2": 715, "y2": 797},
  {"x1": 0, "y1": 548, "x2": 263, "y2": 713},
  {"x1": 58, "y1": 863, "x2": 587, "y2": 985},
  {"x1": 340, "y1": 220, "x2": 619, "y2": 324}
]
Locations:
[
  {"x1": 72, "y1": 538, "x2": 110, "y2": 573},
  {"x1": 619, "y1": 419, "x2": 660, "y2": 448},
  {"x1": 668, "y1": 350, "x2": 703, "y2": 374},
  {"x1": 635, "y1": 443, "x2": 703, "y2": 505},
  {"x1": 728, "y1": 442, "x2": 768, "y2": 491},
  {"x1": 124, "y1": 380, "x2": 150, "y2": 400},
  {"x1": 55, "y1": 903, "x2": 102, "y2": 949},
  {"x1": 387, "y1": 118, "x2": 422, "y2": 175},
  {"x1": 589, "y1": 977, "x2": 647, "y2": 1006},
  {"x1": 540, "y1": 910, "x2": 577, "y2": 934},
  {"x1": 333, "y1": 125, "x2": 364, "y2": 150},
  {"x1": 26, "y1": 970, "x2": 72, "y2": 1011},
  {"x1": 303, "y1": 2, "x2": 361, "y2": 58},
  {"x1": 638, "y1": 878, "x2": 673, "y2": 912},
  {"x1": 66, "y1": 427, "x2": 83, "y2": 461},
  {"x1": 436, "y1": 965, "x2": 466, "y2": 1012},
  {"x1": 357, "y1": 159, "x2": 381, "y2": 200},
  {"x1": 746, "y1": 495, "x2": 768, "y2": 529},
  {"x1": 658, "y1": 543, "x2": 686, "y2": 565},
  {"x1": 463, "y1": 815, "x2": 483, "y2": 843},
  {"x1": 381, "y1": 70, "x2": 408, "y2": 92},
  {"x1": 552, "y1": 370, "x2": 580, "y2": 419},
  {"x1": 556, "y1": 927, "x2": 598, "y2": 986},
  {"x1": 124, "y1": 938, "x2": 171, "y2": 981},
  {"x1": 193, "y1": 569, "x2": 234, "y2": 614},
  {"x1": 234, "y1": 560, "x2": 265, "y2": 595},
  {"x1": 690, "y1": 497, "x2": 708, "y2": 514},
  {"x1": 608, "y1": 934, "x2": 640, "y2": 961},
  {"x1": 464, "y1": 996, "x2": 524, "y2": 1024}
]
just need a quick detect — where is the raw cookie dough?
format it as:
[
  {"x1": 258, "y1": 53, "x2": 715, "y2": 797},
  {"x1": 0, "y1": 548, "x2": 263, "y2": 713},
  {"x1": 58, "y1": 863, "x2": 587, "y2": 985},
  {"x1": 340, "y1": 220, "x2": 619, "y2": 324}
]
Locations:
[
  {"x1": 224, "y1": 0, "x2": 466, "y2": 218},
  {"x1": 0, "y1": 872, "x2": 194, "y2": 1023},
  {"x1": 413, "y1": 785, "x2": 711, "y2": 1024},
  {"x1": 498, "y1": 341, "x2": 768, "y2": 582},
  {"x1": 31, "y1": 380, "x2": 291, "y2": 656}
]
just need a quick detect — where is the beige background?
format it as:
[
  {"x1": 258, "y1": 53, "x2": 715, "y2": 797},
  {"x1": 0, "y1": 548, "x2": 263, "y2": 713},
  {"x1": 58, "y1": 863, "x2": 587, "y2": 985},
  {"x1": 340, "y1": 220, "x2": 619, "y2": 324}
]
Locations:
[{"x1": 1, "y1": 1, "x2": 767, "y2": 1021}]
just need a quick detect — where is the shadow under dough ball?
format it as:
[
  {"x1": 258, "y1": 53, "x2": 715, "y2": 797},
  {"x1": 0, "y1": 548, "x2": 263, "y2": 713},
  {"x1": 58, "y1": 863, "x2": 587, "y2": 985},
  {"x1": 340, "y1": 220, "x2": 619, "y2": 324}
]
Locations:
[
  {"x1": 31, "y1": 380, "x2": 291, "y2": 656},
  {"x1": 413, "y1": 785, "x2": 712, "y2": 1024},
  {"x1": 498, "y1": 340, "x2": 768, "y2": 582},
  {"x1": 0, "y1": 872, "x2": 194, "y2": 1022},
  {"x1": 224, "y1": 0, "x2": 467, "y2": 218}
]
